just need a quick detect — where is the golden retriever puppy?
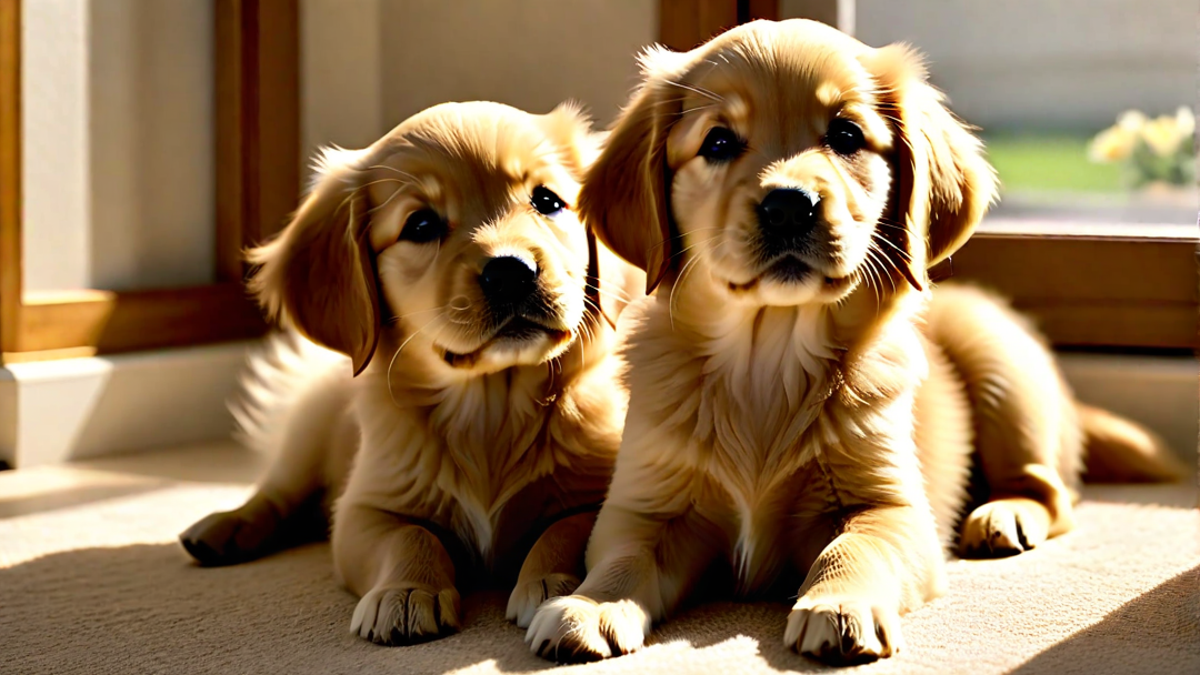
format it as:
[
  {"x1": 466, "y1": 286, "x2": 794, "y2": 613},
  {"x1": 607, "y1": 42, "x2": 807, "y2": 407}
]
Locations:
[
  {"x1": 179, "y1": 101, "x2": 644, "y2": 644},
  {"x1": 526, "y1": 19, "x2": 1183, "y2": 665}
]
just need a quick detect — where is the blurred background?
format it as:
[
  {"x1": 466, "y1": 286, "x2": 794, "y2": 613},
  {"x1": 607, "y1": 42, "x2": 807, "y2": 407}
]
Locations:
[{"x1": 1, "y1": 0, "x2": 1195, "y2": 468}]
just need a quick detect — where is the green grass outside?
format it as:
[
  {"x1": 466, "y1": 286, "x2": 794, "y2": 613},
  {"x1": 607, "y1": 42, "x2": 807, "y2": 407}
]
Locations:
[{"x1": 980, "y1": 132, "x2": 1122, "y2": 194}]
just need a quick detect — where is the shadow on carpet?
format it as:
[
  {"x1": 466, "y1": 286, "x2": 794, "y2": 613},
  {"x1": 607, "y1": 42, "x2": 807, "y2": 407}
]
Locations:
[{"x1": 1011, "y1": 565, "x2": 1200, "y2": 675}]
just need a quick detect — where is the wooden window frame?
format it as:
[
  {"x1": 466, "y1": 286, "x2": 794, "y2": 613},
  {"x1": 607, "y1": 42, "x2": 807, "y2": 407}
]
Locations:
[
  {"x1": 932, "y1": 228, "x2": 1198, "y2": 351},
  {"x1": 0, "y1": 0, "x2": 299, "y2": 364},
  {"x1": 660, "y1": 0, "x2": 1198, "y2": 352}
]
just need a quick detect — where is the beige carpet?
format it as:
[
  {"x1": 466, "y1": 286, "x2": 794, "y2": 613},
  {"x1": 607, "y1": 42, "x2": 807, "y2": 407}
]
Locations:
[{"x1": 1, "y1": 442, "x2": 1197, "y2": 675}]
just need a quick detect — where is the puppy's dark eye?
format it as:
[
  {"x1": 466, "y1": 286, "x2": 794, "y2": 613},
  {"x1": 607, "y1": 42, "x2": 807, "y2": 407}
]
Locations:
[
  {"x1": 826, "y1": 118, "x2": 866, "y2": 155},
  {"x1": 698, "y1": 127, "x2": 745, "y2": 163},
  {"x1": 399, "y1": 209, "x2": 447, "y2": 243},
  {"x1": 531, "y1": 186, "x2": 566, "y2": 216}
]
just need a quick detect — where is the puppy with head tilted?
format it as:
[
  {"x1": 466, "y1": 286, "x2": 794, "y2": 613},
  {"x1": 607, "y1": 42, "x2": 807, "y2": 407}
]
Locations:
[
  {"x1": 179, "y1": 101, "x2": 643, "y2": 644},
  {"x1": 526, "y1": 19, "x2": 1184, "y2": 665}
]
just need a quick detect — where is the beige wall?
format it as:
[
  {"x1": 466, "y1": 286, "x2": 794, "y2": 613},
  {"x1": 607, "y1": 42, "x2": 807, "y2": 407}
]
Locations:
[
  {"x1": 22, "y1": 0, "x2": 214, "y2": 292},
  {"x1": 826, "y1": 0, "x2": 1195, "y2": 132},
  {"x1": 302, "y1": 0, "x2": 656, "y2": 171},
  {"x1": 22, "y1": 0, "x2": 91, "y2": 291},
  {"x1": 300, "y1": 0, "x2": 386, "y2": 171},
  {"x1": 88, "y1": 0, "x2": 214, "y2": 291}
]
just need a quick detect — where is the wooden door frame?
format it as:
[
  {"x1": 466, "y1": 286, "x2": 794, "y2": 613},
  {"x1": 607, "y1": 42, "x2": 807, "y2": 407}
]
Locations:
[{"x1": 0, "y1": 0, "x2": 298, "y2": 364}]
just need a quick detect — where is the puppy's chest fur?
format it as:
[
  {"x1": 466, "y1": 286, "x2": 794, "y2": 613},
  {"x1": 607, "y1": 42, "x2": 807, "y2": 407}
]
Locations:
[
  {"x1": 354, "y1": 369, "x2": 616, "y2": 562},
  {"x1": 627, "y1": 300, "x2": 923, "y2": 591}
]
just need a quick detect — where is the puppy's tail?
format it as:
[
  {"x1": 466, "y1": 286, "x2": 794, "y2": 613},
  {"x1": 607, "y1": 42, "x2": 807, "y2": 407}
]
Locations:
[
  {"x1": 230, "y1": 330, "x2": 352, "y2": 461},
  {"x1": 1078, "y1": 403, "x2": 1189, "y2": 483}
]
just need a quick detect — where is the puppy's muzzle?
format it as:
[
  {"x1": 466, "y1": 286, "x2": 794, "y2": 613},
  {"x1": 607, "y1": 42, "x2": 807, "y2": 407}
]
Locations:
[
  {"x1": 756, "y1": 188, "x2": 819, "y2": 256},
  {"x1": 479, "y1": 254, "x2": 539, "y2": 312},
  {"x1": 443, "y1": 252, "x2": 572, "y2": 369}
]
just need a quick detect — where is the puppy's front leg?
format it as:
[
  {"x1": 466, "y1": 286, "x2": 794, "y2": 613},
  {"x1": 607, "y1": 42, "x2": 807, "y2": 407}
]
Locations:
[
  {"x1": 526, "y1": 505, "x2": 721, "y2": 663},
  {"x1": 506, "y1": 510, "x2": 597, "y2": 627},
  {"x1": 333, "y1": 502, "x2": 461, "y2": 645},
  {"x1": 786, "y1": 504, "x2": 943, "y2": 665}
]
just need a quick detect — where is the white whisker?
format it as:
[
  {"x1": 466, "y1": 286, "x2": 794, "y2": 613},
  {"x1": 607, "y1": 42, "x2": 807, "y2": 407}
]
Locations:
[
  {"x1": 669, "y1": 252, "x2": 706, "y2": 332},
  {"x1": 663, "y1": 79, "x2": 724, "y2": 103},
  {"x1": 366, "y1": 165, "x2": 421, "y2": 182},
  {"x1": 389, "y1": 304, "x2": 448, "y2": 326},
  {"x1": 369, "y1": 184, "x2": 408, "y2": 214},
  {"x1": 386, "y1": 313, "x2": 444, "y2": 408}
]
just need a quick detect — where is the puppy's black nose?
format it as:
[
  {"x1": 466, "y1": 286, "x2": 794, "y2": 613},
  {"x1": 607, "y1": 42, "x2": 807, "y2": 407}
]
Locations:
[
  {"x1": 756, "y1": 188, "x2": 818, "y2": 237},
  {"x1": 479, "y1": 255, "x2": 538, "y2": 307}
]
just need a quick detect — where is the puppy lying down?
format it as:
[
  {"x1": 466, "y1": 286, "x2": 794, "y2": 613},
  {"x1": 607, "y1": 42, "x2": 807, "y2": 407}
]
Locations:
[
  {"x1": 527, "y1": 19, "x2": 1185, "y2": 665},
  {"x1": 180, "y1": 101, "x2": 643, "y2": 644}
]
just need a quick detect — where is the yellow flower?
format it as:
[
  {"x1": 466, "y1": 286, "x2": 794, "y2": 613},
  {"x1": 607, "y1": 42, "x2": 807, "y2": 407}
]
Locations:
[
  {"x1": 1116, "y1": 109, "x2": 1148, "y2": 133},
  {"x1": 1088, "y1": 125, "x2": 1137, "y2": 162},
  {"x1": 1175, "y1": 105, "x2": 1195, "y2": 143},
  {"x1": 1089, "y1": 110, "x2": 1150, "y2": 162},
  {"x1": 1140, "y1": 113, "x2": 1186, "y2": 158}
]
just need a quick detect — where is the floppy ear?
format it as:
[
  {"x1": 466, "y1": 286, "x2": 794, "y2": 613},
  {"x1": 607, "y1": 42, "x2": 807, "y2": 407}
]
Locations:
[
  {"x1": 863, "y1": 44, "x2": 998, "y2": 290},
  {"x1": 247, "y1": 149, "x2": 382, "y2": 376},
  {"x1": 578, "y1": 47, "x2": 688, "y2": 295},
  {"x1": 537, "y1": 100, "x2": 602, "y2": 179}
]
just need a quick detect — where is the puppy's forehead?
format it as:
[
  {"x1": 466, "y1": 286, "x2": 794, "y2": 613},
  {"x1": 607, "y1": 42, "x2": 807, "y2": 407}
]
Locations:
[
  {"x1": 680, "y1": 20, "x2": 876, "y2": 124},
  {"x1": 382, "y1": 103, "x2": 564, "y2": 189}
]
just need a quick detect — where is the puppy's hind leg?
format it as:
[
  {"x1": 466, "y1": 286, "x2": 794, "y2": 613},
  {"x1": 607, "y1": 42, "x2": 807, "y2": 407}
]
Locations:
[
  {"x1": 180, "y1": 485, "x2": 327, "y2": 567},
  {"x1": 927, "y1": 284, "x2": 1080, "y2": 558},
  {"x1": 180, "y1": 339, "x2": 355, "y2": 566}
]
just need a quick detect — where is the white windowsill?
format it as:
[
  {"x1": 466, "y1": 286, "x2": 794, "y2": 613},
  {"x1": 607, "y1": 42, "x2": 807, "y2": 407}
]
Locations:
[{"x1": 0, "y1": 342, "x2": 256, "y2": 468}]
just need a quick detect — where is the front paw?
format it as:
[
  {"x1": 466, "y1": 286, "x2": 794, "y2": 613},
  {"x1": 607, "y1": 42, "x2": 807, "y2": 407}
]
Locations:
[
  {"x1": 785, "y1": 597, "x2": 903, "y2": 665},
  {"x1": 525, "y1": 595, "x2": 648, "y2": 663},
  {"x1": 506, "y1": 572, "x2": 581, "y2": 628},
  {"x1": 351, "y1": 583, "x2": 461, "y2": 645}
]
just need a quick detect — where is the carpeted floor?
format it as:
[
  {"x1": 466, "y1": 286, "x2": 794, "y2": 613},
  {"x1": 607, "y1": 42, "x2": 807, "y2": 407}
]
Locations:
[{"x1": 1, "y1": 442, "x2": 1197, "y2": 675}]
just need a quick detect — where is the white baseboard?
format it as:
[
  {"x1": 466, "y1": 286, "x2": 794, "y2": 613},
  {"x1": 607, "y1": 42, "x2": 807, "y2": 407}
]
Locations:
[
  {"x1": 0, "y1": 341, "x2": 256, "y2": 468},
  {"x1": 0, "y1": 345, "x2": 1195, "y2": 471}
]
